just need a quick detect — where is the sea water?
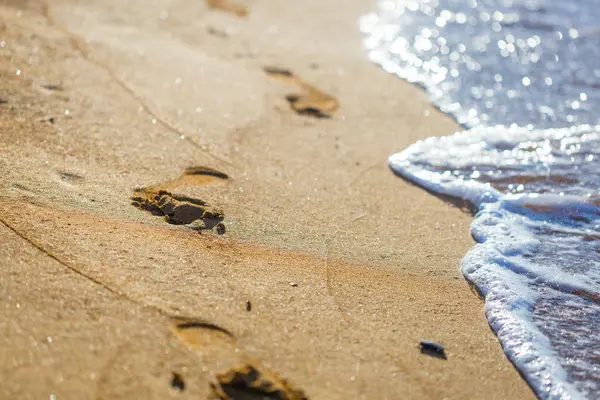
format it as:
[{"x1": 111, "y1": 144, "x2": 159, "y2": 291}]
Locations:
[{"x1": 360, "y1": 1, "x2": 600, "y2": 398}]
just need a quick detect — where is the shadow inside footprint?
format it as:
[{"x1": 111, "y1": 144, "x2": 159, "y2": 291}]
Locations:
[
  {"x1": 171, "y1": 317, "x2": 235, "y2": 353},
  {"x1": 285, "y1": 94, "x2": 333, "y2": 119},
  {"x1": 166, "y1": 166, "x2": 229, "y2": 190},
  {"x1": 263, "y1": 67, "x2": 296, "y2": 82},
  {"x1": 174, "y1": 319, "x2": 234, "y2": 338},
  {"x1": 171, "y1": 372, "x2": 185, "y2": 392},
  {"x1": 211, "y1": 364, "x2": 308, "y2": 400}
]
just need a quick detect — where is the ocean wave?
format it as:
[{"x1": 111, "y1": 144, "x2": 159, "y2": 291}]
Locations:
[{"x1": 362, "y1": 1, "x2": 600, "y2": 398}]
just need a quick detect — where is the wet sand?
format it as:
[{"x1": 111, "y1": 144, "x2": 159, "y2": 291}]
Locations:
[{"x1": 0, "y1": 0, "x2": 535, "y2": 398}]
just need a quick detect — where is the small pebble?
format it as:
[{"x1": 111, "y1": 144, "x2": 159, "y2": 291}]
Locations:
[
  {"x1": 419, "y1": 340, "x2": 447, "y2": 359},
  {"x1": 289, "y1": 282, "x2": 298, "y2": 287}
]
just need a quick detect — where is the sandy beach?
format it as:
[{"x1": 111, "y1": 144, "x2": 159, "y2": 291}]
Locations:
[{"x1": 1, "y1": 0, "x2": 535, "y2": 398}]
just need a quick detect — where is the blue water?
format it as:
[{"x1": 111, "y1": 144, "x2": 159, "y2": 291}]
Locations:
[{"x1": 361, "y1": 1, "x2": 600, "y2": 398}]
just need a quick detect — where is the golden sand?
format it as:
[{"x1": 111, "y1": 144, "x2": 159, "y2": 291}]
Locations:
[{"x1": 0, "y1": 0, "x2": 534, "y2": 398}]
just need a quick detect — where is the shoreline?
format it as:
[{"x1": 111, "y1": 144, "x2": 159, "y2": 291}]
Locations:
[{"x1": 0, "y1": 0, "x2": 535, "y2": 398}]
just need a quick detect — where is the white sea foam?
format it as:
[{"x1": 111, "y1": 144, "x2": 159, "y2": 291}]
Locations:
[
  {"x1": 390, "y1": 125, "x2": 600, "y2": 399},
  {"x1": 362, "y1": 1, "x2": 600, "y2": 398}
]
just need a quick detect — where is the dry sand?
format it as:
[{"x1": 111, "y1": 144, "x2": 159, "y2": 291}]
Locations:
[{"x1": 0, "y1": 0, "x2": 535, "y2": 398}]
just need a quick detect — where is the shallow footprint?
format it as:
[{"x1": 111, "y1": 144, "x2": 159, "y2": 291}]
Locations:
[
  {"x1": 264, "y1": 67, "x2": 339, "y2": 118},
  {"x1": 206, "y1": 0, "x2": 249, "y2": 17}
]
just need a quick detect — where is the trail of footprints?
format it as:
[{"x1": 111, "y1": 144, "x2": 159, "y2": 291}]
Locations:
[
  {"x1": 130, "y1": 68, "x2": 339, "y2": 396},
  {"x1": 125, "y1": 14, "x2": 341, "y2": 395},
  {"x1": 131, "y1": 169, "x2": 308, "y2": 397},
  {"x1": 7, "y1": 3, "x2": 336, "y2": 396},
  {"x1": 204, "y1": 0, "x2": 340, "y2": 119}
]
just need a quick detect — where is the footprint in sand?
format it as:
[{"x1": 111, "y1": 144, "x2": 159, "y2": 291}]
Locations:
[
  {"x1": 211, "y1": 364, "x2": 308, "y2": 400},
  {"x1": 206, "y1": 0, "x2": 249, "y2": 17},
  {"x1": 264, "y1": 67, "x2": 339, "y2": 118},
  {"x1": 130, "y1": 167, "x2": 227, "y2": 233},
  {"x1": 169, "y1": 317, "x2": 308, "y2": 400}
]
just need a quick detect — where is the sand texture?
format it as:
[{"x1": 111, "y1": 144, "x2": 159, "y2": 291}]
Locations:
[{"x1": 0, "y1": 0, "x2": 534, "y2": 398}]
